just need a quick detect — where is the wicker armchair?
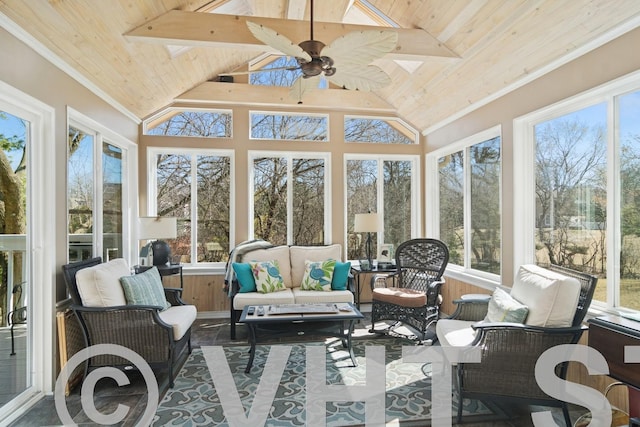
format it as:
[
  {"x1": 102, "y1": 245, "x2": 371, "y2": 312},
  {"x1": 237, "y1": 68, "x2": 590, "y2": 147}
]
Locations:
[
  {"x1": 369, "y1": 238, "x2": 449, "y2": 341},
  {"x1": 62, "y1": 257, "x2": 195, "y2": 388},
  {"x1": 442, "y1": 264, "x2": 597, "y2": 426}
]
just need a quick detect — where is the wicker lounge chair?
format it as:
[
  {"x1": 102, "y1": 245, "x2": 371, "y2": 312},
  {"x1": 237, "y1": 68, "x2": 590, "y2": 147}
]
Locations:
[
  {"x1": 369, "y1": 238, "x2": 449, "y2": 341},
  {"x1": 438, "y1": 264, "x2": 597, "y2": 426},
  {"x1": 62, "y1": 257, "x2": 196, "y2": 388}
]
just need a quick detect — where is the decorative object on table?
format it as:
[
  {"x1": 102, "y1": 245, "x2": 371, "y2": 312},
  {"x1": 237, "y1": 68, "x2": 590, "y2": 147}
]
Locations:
[
  {"x1": 358, "y1": 258, "x2": 372, "y2": 271},
  {"x1": 137, "y1": 216, "x2": 177, "y2": 266},
  {"x1": 377, "y1": 243, "x2": 394, "y2": 270},
  {"x1": 353, "y1": 212, "x2": 378, "y2": 269}
]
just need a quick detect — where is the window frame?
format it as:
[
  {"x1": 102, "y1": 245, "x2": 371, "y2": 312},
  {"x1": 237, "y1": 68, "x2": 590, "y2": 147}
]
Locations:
[
  {"x1": 147, "y1": 147, "x2": 235, "y2": 270},
  {"x1": 514, "y1": 69, "x2": 640, "y2": 313},
  {"x1": 344, "y1": 153, "x2": 421, "y2": 260},
  {"x1": 343, "y1": 115, "x2": 419, "y2": 144},
  {"x1": 426, "y1": 125, "x2": 502, "y2": 283},
  {"x1": 142, "y1": 107, "x2": 233, "y2": 138},
  {"x1": 248, "y1": 111, "x2": 330, "y2": 142},
  {"x1": 248, "y1": 150, "x2": 332, "y2": 245}
]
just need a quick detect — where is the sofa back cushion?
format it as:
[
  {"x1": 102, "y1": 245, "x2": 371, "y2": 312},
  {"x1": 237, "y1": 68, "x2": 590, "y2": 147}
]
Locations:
[
  {"x1": 241, "y1": 245, "x2": 292, "y2": 287},
  {"x1": 510, "y1": 264, "x2": 581, "y2": 327},
  {"x1": 75, "y1": 258, "x2": 130, "y2": 307},
  {"x1": 290, "y1": 244, "x2": 342, "y2": 288}
]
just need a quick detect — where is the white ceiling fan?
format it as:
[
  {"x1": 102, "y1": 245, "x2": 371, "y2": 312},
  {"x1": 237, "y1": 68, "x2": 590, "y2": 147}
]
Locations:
[{"x1": 219, "y1": 0, "x2": 398, "y2": 102}]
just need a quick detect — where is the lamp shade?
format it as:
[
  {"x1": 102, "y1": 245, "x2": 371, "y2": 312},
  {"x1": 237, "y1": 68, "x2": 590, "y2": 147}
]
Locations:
[
  {"x1": 353, "y1": 213, "x2": 379, "y2": 233},
  {"x1": 137, "y1": 217, "x2": 178, "y2": 240}
]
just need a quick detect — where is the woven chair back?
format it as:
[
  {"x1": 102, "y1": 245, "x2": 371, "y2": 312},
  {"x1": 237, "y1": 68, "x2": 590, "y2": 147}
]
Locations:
[
  {"x1": 62, "y1": 256, "x2": 103, "y2": 306},
  {"x1": 395, "y1": 238, "x2": 449, "y2": 303}
]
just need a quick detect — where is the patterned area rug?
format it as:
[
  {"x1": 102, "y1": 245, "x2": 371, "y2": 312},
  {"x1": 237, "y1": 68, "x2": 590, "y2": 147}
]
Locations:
[{"x1": 153, "y1": 338, "x2": 500, "y2": 426}]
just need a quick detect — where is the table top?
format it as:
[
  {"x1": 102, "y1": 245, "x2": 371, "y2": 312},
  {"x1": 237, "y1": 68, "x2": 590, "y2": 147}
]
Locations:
[
  {"x1": 135, "y1": 264, "x2": 182, "y2": 274},
  {"x1": 239, "y1": 302, "x2": 364, "y2": 323},
  {"x1": 351, "y1": 265, "x2": 397, "y2": 273}
]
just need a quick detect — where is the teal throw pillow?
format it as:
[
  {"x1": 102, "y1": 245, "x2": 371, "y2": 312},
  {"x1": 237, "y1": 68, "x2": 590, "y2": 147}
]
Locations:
[
  {"x1": 300, "y1": 259, "x2": 336, "y2": 291},
  {"x1": 119, "y1": 267, "x2": 171, "y2": 310},
  {"x1": 250, "y1": 260, "x2": 286, "y2": 294},
  {"x1": 331, "y1": 261, "x2": 351, "y2": 290},
  {"x1": 232, "y1": 262, "x2": 257, "y2": 293}
]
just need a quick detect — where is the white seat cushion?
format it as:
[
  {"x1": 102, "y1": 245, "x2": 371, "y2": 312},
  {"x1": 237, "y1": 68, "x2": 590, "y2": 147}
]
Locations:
[
  {"x1": 436, "y1": 319, "x2": 477, "y2": 347},
  {"x1": 290, "y1": 244, "x2": 342, "y2": 288},
  {"x1": 233, "y1": 288, "x2": 295, "y2": 309},
  {"x1": 510, "y1": 264, "x2": 581, "y2": 327},
  {"x1": 75, "y1": 258, "x2": 130, "y2": 307},
  {"x1": 241, "y1": 246, "x2": 292, "y2": 287},
  {"x1": 292, "y1": 287, "x2": 353, "y2": 304},
  {"x1": 158, "y1": 304, "x2": 197, "y2": 340}
]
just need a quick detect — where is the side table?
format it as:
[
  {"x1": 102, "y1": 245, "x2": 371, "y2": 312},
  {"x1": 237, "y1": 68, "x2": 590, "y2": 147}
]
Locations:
[
  {"x1": 135, "y1": 264, "x2": 183, "y2": 288},
  {"x1": 351, "y1": 265, "x2": 397, "y2": 310}
]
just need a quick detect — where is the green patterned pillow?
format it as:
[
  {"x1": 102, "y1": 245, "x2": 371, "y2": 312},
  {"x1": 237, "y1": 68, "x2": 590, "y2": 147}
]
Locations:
[
  {"x1": 484, "y1": 287, "x2": 529, "y2": 323},
  {"x1": 250, "y1": 260, "x2": 286, "y2": 293},
  {"x1": 300, "y1": 259, "x2": 336, "y2": 291},
  {"x1": 119, "y1": 267, "x2": 171, "y2": 310}
]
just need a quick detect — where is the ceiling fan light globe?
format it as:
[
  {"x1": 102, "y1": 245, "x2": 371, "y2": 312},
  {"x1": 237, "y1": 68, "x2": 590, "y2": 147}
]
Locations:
[{"x1": 324, "y1": 67, "x2": 336, "y2": 77}]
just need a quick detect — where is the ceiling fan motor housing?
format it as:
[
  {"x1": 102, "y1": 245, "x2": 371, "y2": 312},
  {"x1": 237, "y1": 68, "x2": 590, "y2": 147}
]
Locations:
[{"x1": 298, "y1": 40, "x2": 336, "y2": 77}]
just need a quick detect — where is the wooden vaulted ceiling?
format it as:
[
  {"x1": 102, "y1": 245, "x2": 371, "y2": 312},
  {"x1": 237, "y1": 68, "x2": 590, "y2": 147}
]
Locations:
[{"x1": 1, "y1": 0, "x2": 640, "y2": 133}]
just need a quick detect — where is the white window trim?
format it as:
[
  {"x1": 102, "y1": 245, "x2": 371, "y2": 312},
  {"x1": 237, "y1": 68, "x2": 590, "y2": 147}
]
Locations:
[
  {"x1": 68, "y1": 107, "x2": 138, "y2": 264},
  {"x1": 142, "y1": 107, "x2": 233, "y2": 138},
  {"x1": 513, "y1": 68, "x2": 640, "y2": 312},
  {"x1": 343, "y1": 153, "x2": 421, "y2": 257},
  {"x1": 426, "y1": 125, "x2": 502, "y2": 283},
  {"x1": 147, "y1": 147, "x2": 235, "y2": 271},
  {"x1": 0, "y1": 80, "x2": 55, "y2": 420},
  {"x1": 248, "y1": 111, "x2": 330, "y2": 141},
  {"x1": 248, "y1": 150, "x2": 332, "y2": 245}
]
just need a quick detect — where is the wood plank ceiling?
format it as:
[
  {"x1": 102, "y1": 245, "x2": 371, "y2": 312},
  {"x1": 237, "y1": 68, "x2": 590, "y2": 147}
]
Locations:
[{"x1": 1, "y1": 0, "x2": 639, "y2": 133}]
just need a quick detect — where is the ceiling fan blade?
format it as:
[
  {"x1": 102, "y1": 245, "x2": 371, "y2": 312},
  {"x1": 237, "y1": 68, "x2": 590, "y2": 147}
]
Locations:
[
  {"x1": 322, "y1": 30, "x2": 398, "y2": 66},
  {"x1": 219, "y1": 66, "x2": 300, "y2": 77},
  {"x1": 289, "y1": 75, "x2": 321, "y2": 103},
  {"x1": 326, "y1": 64, "x2": 392, "y2": 91},
  {"x1": 246, "y1": 21, "x2": 312, "y2": 62}
]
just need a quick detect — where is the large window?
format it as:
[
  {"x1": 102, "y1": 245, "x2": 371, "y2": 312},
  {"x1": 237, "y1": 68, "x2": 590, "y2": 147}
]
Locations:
[
  {"x1": 345, "y1": 155, "x2": 419, "y2": 260},
  {"x1": 250, "y1": 152, "x2": 329, "y2": 246},
  {"x1": 514, "y1": 72, "x2": 640, "y2": 312},
  {"x1": 429, "y1": 127, "x2": 501, "y2": 276},
  {"x1": 149, "y1": 149, "x2": 233, "y2": 265}
]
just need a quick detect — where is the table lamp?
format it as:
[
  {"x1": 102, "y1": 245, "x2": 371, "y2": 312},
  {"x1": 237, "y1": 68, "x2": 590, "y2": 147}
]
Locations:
[
  {"x1": 138, "y1": 216, "x2": 178, "y2": 266},
  {"x1": 354, "y1": 213, "x2": 378, "y2": 269}
]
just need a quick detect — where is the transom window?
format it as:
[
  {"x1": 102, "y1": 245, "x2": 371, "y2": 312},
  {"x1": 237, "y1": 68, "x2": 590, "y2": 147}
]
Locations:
[
  {"x1": 250, "y1": 112, "x2": 328, "y2": 141},
  {"x1": 344, "y1": 116, "x2": 417, "y2": 144},
  {"x1": 143, "y1": 108, "x2": 232, "y2": 138}
]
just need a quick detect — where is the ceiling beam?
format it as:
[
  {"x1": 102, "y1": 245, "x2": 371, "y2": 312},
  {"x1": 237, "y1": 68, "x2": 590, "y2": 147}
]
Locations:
[
  {"x1": 175, "y1": 81, "x2": 396, "y2": 113},
  {"x1": 124, "y1": 10, "x2": 458, "y2": 61}
]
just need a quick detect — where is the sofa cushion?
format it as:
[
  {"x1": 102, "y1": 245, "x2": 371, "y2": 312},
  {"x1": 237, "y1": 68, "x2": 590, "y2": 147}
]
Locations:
[
  {"x1": 75, "y1": 258, "x2": 129, "y2": 307},
  {"x1": 292, "y1": 288, "x2": 354, "y2": 304},
  {"x1": 158, "y1": 304, "x2": 197, "y2": 340},
  {"x1": 331, "y1": 261, "x2": 351, "y2": 290},
  {"x1": 290, "y1": 244, "x2": 342, "y2": 288},
  {"x1": 232, "y1": 262, "x2": 256, "y2": 293},
  {"x1": 233, "y1": 288, "x2": 295, "y2": 310},
  {"x1": 485, "y1": 287, "x2": 529, "y2": 323},
  {"x1": 241, "y1": 246, "x2": 292, "y2": 287},
  {"x1": 250, "y1": 260, "x2": 286, "y2": 293},
  {"x1": 300, "y1": 259, "x2": 336, "y2": 291},
  {"x1": 510, "y1": 264, "x2": 581, "y2": 327},
  {"x1": 120, "y1": 267, "x2": 171, "y2": 310}
]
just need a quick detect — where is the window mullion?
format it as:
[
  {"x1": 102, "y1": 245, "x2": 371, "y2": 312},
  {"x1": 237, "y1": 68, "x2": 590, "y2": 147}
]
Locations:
[
  {"x1": 463, "y1": 148, "x2": 472, "y2": 270},
  {"x1": 609, "y1": 95, "x2": 620, "y2": 309},
  {"x1": 286, "y1": 156, "x2": 293, "y2": 245},
  {"x1": 191, "y1": 155, "x2": 198, "y2": 264}
]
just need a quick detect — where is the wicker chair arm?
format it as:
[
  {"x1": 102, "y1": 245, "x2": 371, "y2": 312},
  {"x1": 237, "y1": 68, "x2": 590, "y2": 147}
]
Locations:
[
  {"x1": 164, "y1": 287, "x2": 186, "y2": 306},
  {"x1": 446, "y1": 299, "x2": 489, "y2": 321},
  {"x1": 370, "y1": 271, "x2": 399, "y2": 290},
  {"x1": 70, "y1": 304, "x2": 173, "y2": 331},
  {"x1": 469, "y1": 322, "x2": 587, "y2": 346}
]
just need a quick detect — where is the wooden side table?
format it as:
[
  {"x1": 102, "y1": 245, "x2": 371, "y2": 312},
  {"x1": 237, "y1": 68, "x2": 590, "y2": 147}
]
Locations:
[{"x1": 135, "y1": 264, "x2": 183, "y2": 288}]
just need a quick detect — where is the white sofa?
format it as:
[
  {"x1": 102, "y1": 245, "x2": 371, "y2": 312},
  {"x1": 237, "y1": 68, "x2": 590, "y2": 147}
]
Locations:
[{"x1": 229, "y1": 244, "x2": 354, "y2": 339}]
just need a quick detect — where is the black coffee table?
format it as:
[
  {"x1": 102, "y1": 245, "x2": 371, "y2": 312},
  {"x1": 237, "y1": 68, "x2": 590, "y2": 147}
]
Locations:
[{"x1": 239, "y1": 303, "x2": 364, "y2": 373}]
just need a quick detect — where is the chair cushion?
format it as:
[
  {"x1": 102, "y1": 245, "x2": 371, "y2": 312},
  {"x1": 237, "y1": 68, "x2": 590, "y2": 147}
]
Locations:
[
  {"x1": 300, "y1": 259, "x2": 336, "y2": 291},
  {"x1": 241, "y1": 246, "x2": 292, "y2": 287},
  {"x1": 120, "y1": 267, "x2": 171, "y2": 310},
  {"x1": 232, "y1": 262, "x2": 256, "y2": 293},
  {"x1": 372, "y1": 287, "x2": 427, "y2": 308},
  {"x1": 158, "y1": 304, "x2": 197, "y2": 340},
  {"x1": 75, "y1": 258, "x2": 129, "y2": 307},
  {"x1": 233, "y1": 288, "x2": 295, "y2": 310},
  {"x1": 292, "y1": 287, "x2": 354, "y2": 304},
  {"x1": 331, "y1": 261, "x2": 351, "y2": 290},
  {"x1": 436, "y1": 319, "x2": 478, "y2": 347},
  {"x1": 510, "y1": 264, "x2": 581, "y2": 327},
  {"x1": 250, "y1": 260, "x2": 286, "y2": 293},
  {"x1": 485, "y1": 287, "x2": 529, "y2": 323},
  {"x1": 290, "y1": 244, "x2": 342, "y2": 288}
]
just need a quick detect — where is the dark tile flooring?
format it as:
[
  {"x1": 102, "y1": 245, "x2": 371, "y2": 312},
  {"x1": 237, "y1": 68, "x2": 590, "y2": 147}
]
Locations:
[{"x1": 8, "y1": 313, "x2": 586, "y2": 426}]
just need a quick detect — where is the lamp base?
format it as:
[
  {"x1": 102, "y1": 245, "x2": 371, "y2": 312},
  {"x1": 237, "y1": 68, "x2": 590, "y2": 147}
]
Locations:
[{"x1": 151, "y1": 240, "x2": 171, "y2": 266}]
